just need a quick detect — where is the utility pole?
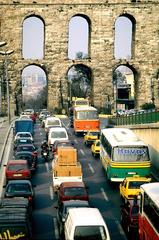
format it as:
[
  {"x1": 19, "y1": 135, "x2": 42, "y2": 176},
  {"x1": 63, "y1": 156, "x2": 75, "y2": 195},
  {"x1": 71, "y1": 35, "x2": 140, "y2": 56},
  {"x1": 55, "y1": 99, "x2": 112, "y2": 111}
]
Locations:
[{"x1": 0, "y1": 49, "x2": 14, "y2": 124}]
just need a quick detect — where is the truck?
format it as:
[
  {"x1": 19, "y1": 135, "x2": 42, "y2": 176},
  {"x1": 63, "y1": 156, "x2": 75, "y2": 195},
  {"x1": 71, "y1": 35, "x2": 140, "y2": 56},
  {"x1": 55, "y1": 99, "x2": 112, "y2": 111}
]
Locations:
[
  {"x1": 0, "y1": 206, "x2": 32, "y2": 240},
  {"x1": 14, "y1": 119, "x2": 34, "y2": 136},
  {"x1": 52, "y1": 147, "x2": 83, "y2": 191}
]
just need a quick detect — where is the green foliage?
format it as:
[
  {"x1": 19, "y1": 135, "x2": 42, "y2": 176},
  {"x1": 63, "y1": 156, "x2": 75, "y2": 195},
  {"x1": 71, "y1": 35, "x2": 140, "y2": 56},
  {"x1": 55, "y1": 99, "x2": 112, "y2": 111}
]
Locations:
[{"x1": 141, "y1": 102, "x2": 155, "y2": 110}]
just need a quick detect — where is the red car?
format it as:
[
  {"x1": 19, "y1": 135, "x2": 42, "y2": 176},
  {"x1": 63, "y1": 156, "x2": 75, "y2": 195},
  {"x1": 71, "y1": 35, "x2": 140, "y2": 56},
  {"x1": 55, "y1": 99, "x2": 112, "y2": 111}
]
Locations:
[
  {"x1": 5, "y1": 160, "x2": 31, "y2": 182},
  {"x1": 58, "y1": 182, "x2": 89, "y2": 205}
]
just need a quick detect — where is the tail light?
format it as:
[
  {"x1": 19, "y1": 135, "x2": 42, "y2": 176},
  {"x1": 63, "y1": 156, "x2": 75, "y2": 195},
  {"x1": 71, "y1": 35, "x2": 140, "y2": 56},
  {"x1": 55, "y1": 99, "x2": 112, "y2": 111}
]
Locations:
[{"x1": 28, "y1": 196, "x2": 33, "y2": 202}]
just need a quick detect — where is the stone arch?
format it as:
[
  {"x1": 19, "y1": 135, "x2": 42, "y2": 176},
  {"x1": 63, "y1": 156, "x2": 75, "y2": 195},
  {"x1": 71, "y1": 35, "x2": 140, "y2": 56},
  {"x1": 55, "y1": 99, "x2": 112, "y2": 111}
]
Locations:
[
  {"x1": 112, "y1": 63, "x2": 138, "y2": 111},
  {"x1": 67, "y1": 63, "x2": 92, "y2": 103},
  {"x1": 21, "y1": 64, "x2": 47, "y2": 110},
  {"x1": 68, "y1": 14, "x2": 91, "y2": 60},
  {"x1": 22, "y1": 15, "x2": 45, "y2": 59},
  {"x1": 114, "y1": 13, "x2": 136, "y2": 60}
]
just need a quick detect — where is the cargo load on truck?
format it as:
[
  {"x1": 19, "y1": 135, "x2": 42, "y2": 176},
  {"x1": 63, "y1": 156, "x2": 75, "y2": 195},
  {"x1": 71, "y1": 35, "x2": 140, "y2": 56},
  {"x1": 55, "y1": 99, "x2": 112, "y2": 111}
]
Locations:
[{"x1": 52, "y1": 147, "x2": 83, "y2": 191}]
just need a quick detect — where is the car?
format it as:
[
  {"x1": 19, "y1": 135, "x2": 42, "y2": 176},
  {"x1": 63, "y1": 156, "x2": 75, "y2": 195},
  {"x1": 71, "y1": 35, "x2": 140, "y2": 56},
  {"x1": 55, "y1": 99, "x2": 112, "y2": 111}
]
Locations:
[
  {"x1": 84, "y1": 129, "x2": 100, "y2": 146},
  {"x1": 91, "y1": 139, "x2": 100, "y2": 157},
  {"x1": 52, "y1": 140, "x2": 74, "y2": 158},
  {"x1": 4, "y1": 180, "x2": 35, "y2": 206},
  {"x1": 56, "y1": 200, "x2": 89, "y2": 236},
  {"x1": 39, "y1": 110, "x2": 51, "y2": 121},
  {"x1": 48, "y1": 127, "x2": 69, "y2": 149},
  {"x1": 14, "y1": 151, "x2": 37, "y2": 172},
  {"x1": 14, "y1": 138, "x2": 33, "y2": 151},
  {"x1": 15, "y1": 144, "x2": 38, "y2": 160},
  {"x1": 44, "y1": 116, "x2": 62, "y2": 132},
  {"x1": 4, "y1": 160, "x2": 31, "y2": 182},
  {"x1": 120, "y1": 201, "x2": 139, "y2": 236},
  {"x1": 14, "y1": 132, "x2": 34, "y2": 142},
  {"x1": 119, "y1": 175, "x2": 151, "y2": 201},
  {"x1": 58, "y1": 182, "x2": 89, "y2": 205}
]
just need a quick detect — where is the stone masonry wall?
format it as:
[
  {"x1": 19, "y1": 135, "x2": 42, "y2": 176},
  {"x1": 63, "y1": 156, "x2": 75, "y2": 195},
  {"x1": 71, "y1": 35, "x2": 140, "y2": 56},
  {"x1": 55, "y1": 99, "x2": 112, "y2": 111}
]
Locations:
[{"x1": 0, "y1": 0, "x2": 158, "y2": 112}]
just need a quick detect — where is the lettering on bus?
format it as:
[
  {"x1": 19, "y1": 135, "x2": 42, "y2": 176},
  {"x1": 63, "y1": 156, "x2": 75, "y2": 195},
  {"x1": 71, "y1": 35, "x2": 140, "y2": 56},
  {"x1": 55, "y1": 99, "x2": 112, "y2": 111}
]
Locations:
[{"x1": 117, "y1": 148, "x2": 147, "y2": 156}]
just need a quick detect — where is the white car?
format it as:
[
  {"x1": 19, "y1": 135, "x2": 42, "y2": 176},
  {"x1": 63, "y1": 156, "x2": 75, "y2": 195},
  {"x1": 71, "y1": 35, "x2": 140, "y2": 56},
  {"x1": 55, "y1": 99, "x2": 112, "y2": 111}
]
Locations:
[
  {"x1": 39, "y1": 110, "x2": 51, "y2": 120},
  {"x1": 48, "y1": 127, "x2": 68, "y2": 148},
  {"x1": 14, "y1": 132, "x2": 34, "y2": 142},
  {"x1": 45, "y1": 117, "x2": 62, "y2": 133}
]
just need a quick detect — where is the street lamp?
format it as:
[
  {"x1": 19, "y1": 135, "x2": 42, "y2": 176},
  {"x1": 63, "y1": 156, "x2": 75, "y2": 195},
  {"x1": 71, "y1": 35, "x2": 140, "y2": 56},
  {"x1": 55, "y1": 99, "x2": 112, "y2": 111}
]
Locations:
[{"x1": 0, "y1": 49, "x2": 14, "y2": 124}]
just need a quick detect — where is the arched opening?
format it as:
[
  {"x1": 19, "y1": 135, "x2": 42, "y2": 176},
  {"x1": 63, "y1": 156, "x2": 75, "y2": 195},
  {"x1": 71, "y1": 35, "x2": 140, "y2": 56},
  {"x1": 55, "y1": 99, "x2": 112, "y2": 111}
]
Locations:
[
  {"x1": 112, "y1": 65, "x2": 135, "y2": 114},
  {"x1": 22, "y1": 16, "x2": 45, "y2": 59},
  {"x1": 68, "y1": 15, "x2": 90, "y2": 60},
  {"x1": 22, "y1": 65, "x2": 47, "y2": 110},
  {"x1": 67, "y1": 64, "x2": 92, "y2": 105},
  {"x1": 114, "y1": 15, "x2": 135, "y2": 60}
]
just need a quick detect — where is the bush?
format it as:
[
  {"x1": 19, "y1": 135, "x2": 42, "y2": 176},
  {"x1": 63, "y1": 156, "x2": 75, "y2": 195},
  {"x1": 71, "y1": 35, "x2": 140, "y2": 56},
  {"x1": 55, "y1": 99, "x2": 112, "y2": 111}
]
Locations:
[{"x1": 141, "y1": 102, "x2": 156, "y2": 110}]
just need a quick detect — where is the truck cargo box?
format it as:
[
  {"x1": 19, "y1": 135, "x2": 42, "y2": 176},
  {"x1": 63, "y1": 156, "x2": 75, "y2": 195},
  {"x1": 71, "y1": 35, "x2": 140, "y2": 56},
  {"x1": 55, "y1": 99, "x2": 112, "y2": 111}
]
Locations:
[
  {"x1": 53, "y1": 162, "x2": 82, "y2": 177},
  {"x1": 57, "y1": 147, "x2": 77, "y2": 166}
]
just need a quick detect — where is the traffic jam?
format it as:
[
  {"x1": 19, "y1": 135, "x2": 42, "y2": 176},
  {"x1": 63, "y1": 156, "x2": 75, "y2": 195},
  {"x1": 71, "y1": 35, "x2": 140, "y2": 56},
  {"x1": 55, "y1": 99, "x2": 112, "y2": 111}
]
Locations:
[{"x1": 0, "y1": 98, "x2": 158, "y2": 240}]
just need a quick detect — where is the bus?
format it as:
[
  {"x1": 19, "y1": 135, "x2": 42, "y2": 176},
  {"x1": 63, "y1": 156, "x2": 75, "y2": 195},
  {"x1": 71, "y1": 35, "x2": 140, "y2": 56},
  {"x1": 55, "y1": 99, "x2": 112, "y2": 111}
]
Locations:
[
  {"x1": 139, "y1": 182, "x2": 159, "y2": 240},
  {"x1": 73, "y1": 106, "x2": 100, "y2": 135},
  {"x1": 100, "y1": 128, "x2": 151, "y2": 182}
]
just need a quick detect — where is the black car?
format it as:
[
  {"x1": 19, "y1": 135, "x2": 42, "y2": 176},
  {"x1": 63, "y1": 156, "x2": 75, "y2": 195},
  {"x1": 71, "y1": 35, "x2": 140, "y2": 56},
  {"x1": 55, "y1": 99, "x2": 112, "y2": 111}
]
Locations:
[
  {"x1": 15, "y1": 144, "x2": 38, "y2": 160},
  {"x1": 14, "y1": 138, "x2": 33, "y2": 151},
  {"x1": 14, "y1": 151, "x2": 37, "y2": 172},
  {"x1": 56, "y1": 200, "x2": 89, "y2": 236},
  {"x1": 4, "y1": 180, "x2": 35, "y2": 207}
]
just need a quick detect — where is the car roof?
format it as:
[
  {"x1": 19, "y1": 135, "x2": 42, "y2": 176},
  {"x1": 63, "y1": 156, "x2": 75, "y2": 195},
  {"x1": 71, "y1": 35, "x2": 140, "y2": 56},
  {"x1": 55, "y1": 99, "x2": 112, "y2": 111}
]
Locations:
[
  {"x1": 7, "y1": 179, "x2": 32, "y2": 184},
  {"x1": 17, "y1": 144, "x2": 35, "y2": 147},
  {"x1": 49, "y1": 127, "x2": 67, "y2": 132},
  {"x1": 60, "y1": 182, "x2": 85, "y2": 188},
  {"x1": 7, "y1": 159, "x2": 28, "y2": 164},
  {"x1": 63, "y1": 200, "x2": 89, "y2": 207},
  {"x1": 124, "y1": 176, "x2": 151, "y2": 182},
  {"x1": 15, "y1": 151, "x2": 33, "y2": 155}
]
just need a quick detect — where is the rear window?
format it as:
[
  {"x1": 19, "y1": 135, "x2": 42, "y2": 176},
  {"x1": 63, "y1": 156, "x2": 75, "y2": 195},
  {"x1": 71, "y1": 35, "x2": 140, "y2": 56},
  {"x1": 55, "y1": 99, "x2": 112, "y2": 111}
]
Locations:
[
  {"x1": 17, "y1": 146, "x2": 35, "y2": 152},
  {"x1": 74, "y1": 226, "x2": 107, "y2": 240},
  {"x1": 64, "y1": 187, "x2": 86, "y2": 197},
  {"x1": 7, "y1": 184, "x2": 31, "y2": 193},
  {"x1": 0, "y1": 226, "x2": 29, "y2": 240},
  {"x1": 8, "y1": 164, "x2": 28, "y2": 171},
  {"x1": 51, "y1": 131, "x2": 67, "y2": 138}
]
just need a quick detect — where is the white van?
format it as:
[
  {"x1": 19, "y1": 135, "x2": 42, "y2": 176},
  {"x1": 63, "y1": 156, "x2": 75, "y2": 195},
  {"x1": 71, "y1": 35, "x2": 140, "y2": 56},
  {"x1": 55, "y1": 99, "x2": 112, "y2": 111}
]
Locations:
[
  {"x1": 45, "y1": 117, "x2": 62, "y2": 133},
  {"x1": 64, "y1": 207, "x2": 111, "y2": 240},
  {"x1": 48, "y1": 127, "x2": 68, "y2": 148}
]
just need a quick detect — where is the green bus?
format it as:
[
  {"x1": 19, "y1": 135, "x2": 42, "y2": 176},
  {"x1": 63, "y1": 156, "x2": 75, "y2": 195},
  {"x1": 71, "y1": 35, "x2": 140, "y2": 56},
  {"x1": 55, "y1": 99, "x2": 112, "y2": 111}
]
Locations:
[{"x1": 100, "y1": 128, "x2": 151, "y2": 182}]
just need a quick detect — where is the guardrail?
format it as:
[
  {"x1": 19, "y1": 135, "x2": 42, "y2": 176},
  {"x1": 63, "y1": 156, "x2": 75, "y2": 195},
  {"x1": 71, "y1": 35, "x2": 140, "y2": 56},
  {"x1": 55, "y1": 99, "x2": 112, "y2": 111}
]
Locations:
[{"x1": 108, "y1": 110, "x2": 159, "y2": 126}]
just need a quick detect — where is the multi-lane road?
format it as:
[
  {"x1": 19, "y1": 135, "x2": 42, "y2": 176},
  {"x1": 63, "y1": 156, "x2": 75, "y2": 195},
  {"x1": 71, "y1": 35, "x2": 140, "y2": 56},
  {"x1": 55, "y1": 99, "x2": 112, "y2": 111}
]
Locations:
[{"x1": 3, "y1": 117, "x2": 128, "y2": 240}]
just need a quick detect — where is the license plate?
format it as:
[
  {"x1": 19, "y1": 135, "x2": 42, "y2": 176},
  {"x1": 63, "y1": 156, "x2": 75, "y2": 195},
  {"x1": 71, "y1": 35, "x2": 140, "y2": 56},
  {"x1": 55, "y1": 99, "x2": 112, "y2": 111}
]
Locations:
[
  {"x1": 13, "y1": 174, "x2": 22, "y2": 177},
  {"x1": 128, "y1": 172, "x2": 136, "y2": 175},
  {"x1": 44, "y1": 152, "x2": 47, "y2": 156}
]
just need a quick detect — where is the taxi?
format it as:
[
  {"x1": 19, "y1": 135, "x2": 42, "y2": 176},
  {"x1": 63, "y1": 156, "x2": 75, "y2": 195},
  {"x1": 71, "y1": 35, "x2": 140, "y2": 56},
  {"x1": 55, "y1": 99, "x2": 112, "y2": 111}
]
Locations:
[
  {"x1": 84, "y1": 130, "x2": 100, "y2": 146},
  {"x1": 91, "y1": 139, "x2": 100, "y2": 157},
  {"x1": 119, "y1": 175, "x2": 151, "y2": 200}
]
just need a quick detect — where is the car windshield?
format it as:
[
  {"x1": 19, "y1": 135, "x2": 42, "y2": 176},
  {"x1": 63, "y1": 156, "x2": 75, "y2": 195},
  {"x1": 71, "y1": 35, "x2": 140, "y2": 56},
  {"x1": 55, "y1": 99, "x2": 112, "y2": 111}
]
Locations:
[
  {"x1": 8, "y1": 164, "x2": 27, "y2": 171},
  {"x1": 74, "y1": 226, "x2": 107, "y2": 240},
  {"x1": 47, "y1": 120, "x2": 60, "y2": 126},
  {"x1": 64, "y1": 187, "x2": 86, "y2": 197},
  {"x1": 51, "y1": 131, "x2": 67, "y2": 138},
  {"x1": 96, "y1": 141, "x2": 100, "y2": 147},
  {"x1": 89, "y1": 132, "x2": 99, "y2": 136},
  {"x1": 7, "y1": 184, "x2": 31, "y2": 193}
]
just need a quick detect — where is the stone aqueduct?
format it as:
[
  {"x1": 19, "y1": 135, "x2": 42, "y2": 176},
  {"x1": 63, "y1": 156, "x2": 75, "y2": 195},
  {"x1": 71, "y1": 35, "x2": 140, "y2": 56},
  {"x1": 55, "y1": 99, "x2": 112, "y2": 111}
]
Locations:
[{"x1": 0, "y1": 0, "x2": 159, "y2": 113}]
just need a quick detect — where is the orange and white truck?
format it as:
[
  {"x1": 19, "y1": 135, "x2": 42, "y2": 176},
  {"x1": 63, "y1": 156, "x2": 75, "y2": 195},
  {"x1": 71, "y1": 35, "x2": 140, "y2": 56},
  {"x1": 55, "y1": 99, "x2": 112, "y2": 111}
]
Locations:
[{"x1": 52, "y1": 147, "x2": 83, "y2": 192}]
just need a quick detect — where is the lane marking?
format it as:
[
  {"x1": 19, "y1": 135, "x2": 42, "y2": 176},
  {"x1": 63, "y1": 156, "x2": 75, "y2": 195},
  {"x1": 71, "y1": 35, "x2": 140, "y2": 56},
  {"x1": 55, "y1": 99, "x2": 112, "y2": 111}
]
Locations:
[
  {"x1": 80, "y1": 149, "x2": 85, "y2": 155},
  {"x1": 101, "y1": 187, "x2": 108, "y2": 201},
  {"x1": 53, "y1": 217, "x2": 59, "y2": 239},
  {"x1": 45, "y1": 162, "x2": 49, "y2": 172},
  {"x1": 50, "y1": 186, "x2": 54, "y2": 200},
  {"x1": 115, "y1": 220, "x2": 127, "y2": 238},
  {"x1": 88, "y1": 163, "x2": 95, "y2": 173}
]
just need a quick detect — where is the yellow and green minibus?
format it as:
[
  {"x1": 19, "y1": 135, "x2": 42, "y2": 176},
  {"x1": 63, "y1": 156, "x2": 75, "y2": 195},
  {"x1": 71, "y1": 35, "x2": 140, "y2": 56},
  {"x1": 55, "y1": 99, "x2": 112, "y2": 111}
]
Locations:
[{"x1": 100, "y1": 128, "x2": 151, "y2": 182}]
